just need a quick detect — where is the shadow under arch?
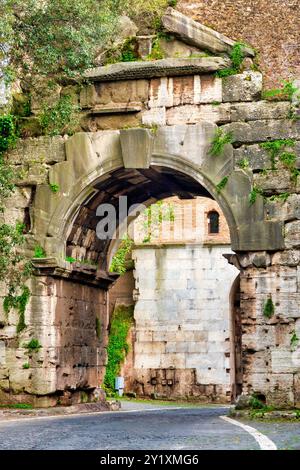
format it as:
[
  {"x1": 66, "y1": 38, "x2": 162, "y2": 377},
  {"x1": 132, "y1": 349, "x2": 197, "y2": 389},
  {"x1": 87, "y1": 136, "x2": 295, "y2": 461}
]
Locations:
[
  {"x1": 46, "y1": 153, "x2": 239, "y2": 270},
  {"x1": 60, "y1": 156, "x2": 239, "y2": 272}
]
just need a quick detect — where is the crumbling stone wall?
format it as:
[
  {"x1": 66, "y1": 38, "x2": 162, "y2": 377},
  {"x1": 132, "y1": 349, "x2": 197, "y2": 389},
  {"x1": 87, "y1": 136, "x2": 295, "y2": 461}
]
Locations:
[{"x1": 0, "y1": 275, "x2": 108, "y2": 406}]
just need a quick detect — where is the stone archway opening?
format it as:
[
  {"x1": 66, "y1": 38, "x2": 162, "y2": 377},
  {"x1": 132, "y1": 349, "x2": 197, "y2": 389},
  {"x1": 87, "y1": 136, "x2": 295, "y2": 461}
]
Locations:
[
  {"x1": 63, "y1": 164, "x2": 241, "y2": 404},
  {"x1": 107, "y1": 194, "x2": 241, "y2": 403}
]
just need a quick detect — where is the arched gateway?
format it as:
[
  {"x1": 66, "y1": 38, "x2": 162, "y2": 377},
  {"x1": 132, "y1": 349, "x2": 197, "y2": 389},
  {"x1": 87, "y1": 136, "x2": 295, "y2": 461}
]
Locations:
[{"x1": 1, "y1": 8, "x2": 299, "y2": 408}]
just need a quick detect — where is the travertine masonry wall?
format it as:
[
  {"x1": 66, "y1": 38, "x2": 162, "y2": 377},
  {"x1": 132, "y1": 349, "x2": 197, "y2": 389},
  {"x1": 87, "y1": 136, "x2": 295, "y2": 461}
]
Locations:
[
  {"x1": 131, "y1": 243, "x2": 238, "y2": 401},
  {"x1": 235, "y1": 257, "x2": 300, "y2": 407},
  {"x1": 0, "y1": 276, "x2": 108, "y2": 406}
]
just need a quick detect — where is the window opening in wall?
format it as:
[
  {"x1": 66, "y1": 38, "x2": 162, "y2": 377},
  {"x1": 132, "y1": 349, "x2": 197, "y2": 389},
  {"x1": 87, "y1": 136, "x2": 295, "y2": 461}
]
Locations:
[{"x1": 208, "y1": 210, "x2": 219, "y2": 234}]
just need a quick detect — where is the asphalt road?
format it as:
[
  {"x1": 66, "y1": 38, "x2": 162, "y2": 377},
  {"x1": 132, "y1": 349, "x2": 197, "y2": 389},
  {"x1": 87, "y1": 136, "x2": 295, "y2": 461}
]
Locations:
[{"x1": 0, "y1": 403, "x2": 299, "y2": 450}]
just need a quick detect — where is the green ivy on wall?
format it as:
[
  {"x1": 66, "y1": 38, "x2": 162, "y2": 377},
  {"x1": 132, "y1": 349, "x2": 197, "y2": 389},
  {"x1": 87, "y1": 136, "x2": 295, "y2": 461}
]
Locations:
[
  {"x1": 0, "y1": 114, "x2": 32, "y2": 333},
  {"x1": 103, "y1": 305, "x2": 134, "y2": 395},
  {"x1": 109, "y1": 235, "x2": 134, "y2": 275}
]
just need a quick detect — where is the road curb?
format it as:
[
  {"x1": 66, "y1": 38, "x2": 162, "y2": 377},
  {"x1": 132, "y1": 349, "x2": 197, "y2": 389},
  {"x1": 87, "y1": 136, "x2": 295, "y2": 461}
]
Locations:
[
  {"x1": 230, "y1": 409, "x2": 300, "y2": 421},
  {"x1": 0, "y1": 400, "x2": 121, "y2": 421}
]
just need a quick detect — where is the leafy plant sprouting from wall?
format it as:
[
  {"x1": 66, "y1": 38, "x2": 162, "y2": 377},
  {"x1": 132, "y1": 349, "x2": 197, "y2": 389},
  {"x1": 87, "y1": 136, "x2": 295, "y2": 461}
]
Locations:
[
  {"x1": 103, "y1": 305, "x2": 134, "y2": 395},
  {"x1": 33, "y1": 245, "x2": 46, "y2": 259},
  {"x1": 260, "y1": 139, "x2": 296, "y2": 170},
  {"x1": 109, "y1": 235, "x2": 134, "y2": 275},
  {"x1": 49, "y1": 183, "x2": 60, "y2": 193},
  {"x1": 0, "y1": 1, "x2": 174, "y2": 136},
  {"x1": 39, "y1": 95, "x2": 80, "y2": 136},
  {"x1": 262, "y1": 80, "x2": 299, "y2": 102},
  {"x1": 0, "y1": 115, "x2": 32, "y2": 333},
  {"x1": 142, "y1": 200, "x2": 175, "y2": 243},
  {"x1": 263, "y1": 297, "x2": 275, "y2": 319},
  {"x1": 290, "y1": 331, "x2": 299, "y2": 351},
  {"x1": 209, "y1": 128, "x2": 234, "y2": 157},
  {"x1": 24, "y1": 338, "x2": 42, "y2": 352},
  {"x1": 216, "y1": 42, "x2": 247, "y2": 78},
  {"x1": 249, "y1": 185, "x2": 263, "y2": 205},
  {"x1": 216, "y1": 176, "x2": 229, "y2": 193}
]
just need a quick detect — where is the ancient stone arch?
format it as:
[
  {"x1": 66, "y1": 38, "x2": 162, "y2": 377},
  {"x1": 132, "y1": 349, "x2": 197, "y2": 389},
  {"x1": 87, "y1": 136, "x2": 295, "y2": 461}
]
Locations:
[
  {"x1": 33, "y1": 124, "x2": 283, "y2": 261},
  {"x1": 1, "y1": 7, "x2": 300, "y2": 407}
]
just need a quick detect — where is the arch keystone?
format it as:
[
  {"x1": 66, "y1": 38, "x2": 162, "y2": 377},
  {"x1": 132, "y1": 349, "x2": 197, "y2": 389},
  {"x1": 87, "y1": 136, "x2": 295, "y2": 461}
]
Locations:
[{"x1": 120, "y1": 128, "x2": 153, "y2": 169}]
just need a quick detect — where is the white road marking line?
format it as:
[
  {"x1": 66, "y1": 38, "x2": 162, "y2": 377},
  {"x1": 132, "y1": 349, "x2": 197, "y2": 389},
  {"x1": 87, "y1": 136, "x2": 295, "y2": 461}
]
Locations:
[{"x1": 220, "y1": 415, "x2": 277, "y2": 450}]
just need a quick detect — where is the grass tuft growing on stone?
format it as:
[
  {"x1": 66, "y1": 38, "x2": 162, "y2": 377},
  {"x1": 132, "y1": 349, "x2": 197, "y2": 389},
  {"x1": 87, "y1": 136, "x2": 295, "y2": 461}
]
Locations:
[
  {"x1": 290, "y1": 331, "x2": 299, "y2": 351},
  {"x1": 263, "y1": 297, "x2": 275, "y2": 319},
  {"x1": 0, "y1": 403, "x2": 33, "y2": 409},
  {"x1": 279, "y1": 152, "x2": 297, "y2": 169},
  {"x1": 33, "y1": 245, "x2": 46, "y2": 259},
  {"x1": 249, "y1": 185, "x2": 263, "y2": 205},
  {"x1": 24, "y1": 338, "x2": 42, "y2": 352},
  {"x1": 262, "y1": 80, "x2": 299, "y2": 102},
  {"x1": 260, "y1": 139, "x2": 295, "y2": 170},
  {"x1": 216, "y1": 42, "x2": 246, "y2": 78},
  {"x1": 216, "y1": 176, "x2": 229, "y2": 193},
  {"x1": 209, "y1": 128, "x2": 234, "y2": 157}
]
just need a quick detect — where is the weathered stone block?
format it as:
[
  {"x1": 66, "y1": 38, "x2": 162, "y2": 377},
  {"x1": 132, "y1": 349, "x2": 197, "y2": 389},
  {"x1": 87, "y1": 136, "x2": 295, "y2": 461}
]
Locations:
[
  {"x1": 254, "y1": 169, "x2": 292, "y2": 194},
  {"x1": 285, "y1": 220, "x2": 300, "y2": 248},
  {"x1": 166, "y1": 103, "x2": 230, "y2": 125},
  {"x1": 153, "y1": 121, "x2": 216, "y2": 168},
  {"x1": 223, "y1": 72, "x2": 262, "y2": 102},
  {"x1": 161, "y1": 7, "x2": 254, "y2": 56},
  {"x1": 230, "y1": 101, "x2": 290, "y2": 122},
  {"x1": 242, "y1": 324, "x2": 275, "y2": 351},
  {"x1": 4, "y1": 187, "x2": 32, "y2": 209},
  {"x1": 251, "y1": 252, "x2": 271, "y2": 268},
  {"x1": 0, "y1": 342, "x2": 6, "y2": 365},
  {"x1": 295, "y1": 374, "x2": 300, "y2": 408},
  {"x1": 199, "y1": 76, "x2": 223, "y2": 104},
  {"x1": 222, "y1": 119, "x2": 300, "y2": 144},
  {"x1": 262, "y1": 373, "x2": 294, "y2": 408},
  {"x1": 159, "y1": 37, "x2": 203, "y2": 59},
  {"x1": 85, "y1": 58, "x2": 231, "y2": 82},
  {"x1": 236, "y1": 221, "x2": 284, "y2": 252},
  {"x1": 142, "y1": 107, "x2": 166, "y2": 126},
  {"x1": 272, "y1": 250, "x2": 300, "y2": 267},
  {"x1": 243, "y1": 350, "x2": 271, "y2": 374},
  {"x1": 266, "y1": 194, "x2": 300, "y2": 223},
  {"x1": 80, "y1": 79, "x2": 149, "y2": 109},
  {"x1": 173, "y1": 75, "x2": 195, "y2": 106},
  {"x1": 149, "y1": 77, "x2": 174, "y2": 108},
  {"x1": 120, "y1": 128, "x2": 154, "y2": 169},
  {"x1": 8, "y1": 136, "x2": 66, "y2": 165},
  {"x1": 1, "y1": 208, "x2": 25, "y2": 226},
  {"x1": 81, "y1": 113, "x2": 142, "y2": 132},
  {"x1": 271, "y1": 349, "x2": 300, "y2": 374},
  {"x1": 234, "y1": 144, "x2": 271, "y2": 170}
]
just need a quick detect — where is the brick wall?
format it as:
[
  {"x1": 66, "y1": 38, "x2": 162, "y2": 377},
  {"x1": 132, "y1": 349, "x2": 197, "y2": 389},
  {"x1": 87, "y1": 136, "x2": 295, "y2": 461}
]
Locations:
[
  {"x1": 178, "y1": 0, "x2": 300, "y2": 88},
  {"x1": 133, "y1": 196, "x2": 231, "y2": 245}
]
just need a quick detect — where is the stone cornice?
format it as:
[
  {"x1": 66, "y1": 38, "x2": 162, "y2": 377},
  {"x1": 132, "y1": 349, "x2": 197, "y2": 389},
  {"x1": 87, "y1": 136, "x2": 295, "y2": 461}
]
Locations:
[{"x1": 85, "y1": 57, "x2": 231, "y2": 82}]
